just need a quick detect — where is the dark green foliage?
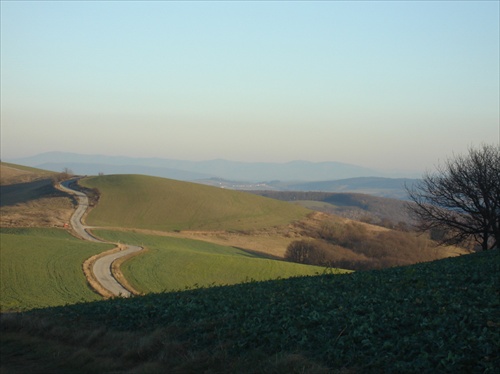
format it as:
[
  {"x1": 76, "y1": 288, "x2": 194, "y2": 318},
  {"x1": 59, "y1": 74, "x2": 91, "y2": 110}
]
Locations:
[{"x1": 3, "y1": 250, "x2": 498, "y2": 372}]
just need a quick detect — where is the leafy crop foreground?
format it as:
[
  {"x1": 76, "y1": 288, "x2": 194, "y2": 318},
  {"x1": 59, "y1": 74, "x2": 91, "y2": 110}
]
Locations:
[{"x1": 1, "y1": 250, "x2": 499, "y2": 373}]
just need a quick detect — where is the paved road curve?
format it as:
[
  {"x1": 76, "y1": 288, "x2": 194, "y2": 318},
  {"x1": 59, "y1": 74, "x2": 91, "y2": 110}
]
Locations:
[
  {"x1": 60, "y1": 179, "x2": 141, "y2": 297},
  {"x1": 60, "y1": 180, "x2": 100, "y2": 242},
  {"x1": 91, "y1": 245, "x2": 141, "y2": 297}
]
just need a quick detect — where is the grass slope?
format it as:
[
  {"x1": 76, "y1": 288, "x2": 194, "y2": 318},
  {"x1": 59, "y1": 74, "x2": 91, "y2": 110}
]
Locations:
[
  {"x1": 0, "y1": 162, "x2": 55, "y2": 185},
  {"x1": 95, "y1": 230, "x2": 342, "y2": 293},
  {"x1": 81, "y1": 174, "x2": 310, "y2": 231},
  {"x1": 1, "y1": 250, "x2": 498, "y2": 373},
  {"x1": 0, "y1": 228, "x2": 113, "y2": 312}
]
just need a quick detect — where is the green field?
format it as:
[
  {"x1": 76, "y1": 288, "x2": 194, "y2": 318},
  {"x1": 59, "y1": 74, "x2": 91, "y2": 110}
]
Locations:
[
  {"x1": 95, "y1": 230, "x2": 341, "y2": 293},
  {"x1": 80, "y1": 175, "x2": 310, "y2": 231},
  {"x1": 2, "y1": 250, "x2": 498, "y2": 373},
  {"x1": 0, "y1": 228, "x2": 113, "y2": 312}
]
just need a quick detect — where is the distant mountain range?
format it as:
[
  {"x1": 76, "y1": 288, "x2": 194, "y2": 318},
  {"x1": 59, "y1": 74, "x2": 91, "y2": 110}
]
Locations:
[{"x1": 7, "y1": 152, "x2": 420, "y2": 199}]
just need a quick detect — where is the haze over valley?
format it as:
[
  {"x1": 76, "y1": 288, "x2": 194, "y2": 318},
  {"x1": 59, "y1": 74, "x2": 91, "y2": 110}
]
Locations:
[{"x1": 7, "y1": 151, "x2": 419, "y2": 199}]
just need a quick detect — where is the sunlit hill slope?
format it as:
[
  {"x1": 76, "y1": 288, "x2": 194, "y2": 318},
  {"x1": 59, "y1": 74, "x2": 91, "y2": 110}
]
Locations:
[{"x1": 80, "y1": 174, "x2": 311, "y2": 231}]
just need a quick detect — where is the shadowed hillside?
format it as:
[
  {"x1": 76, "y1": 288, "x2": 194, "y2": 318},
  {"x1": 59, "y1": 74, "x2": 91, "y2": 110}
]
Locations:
[{"x1": 0, "y1": 163, "x2": 73, "y2": 228}]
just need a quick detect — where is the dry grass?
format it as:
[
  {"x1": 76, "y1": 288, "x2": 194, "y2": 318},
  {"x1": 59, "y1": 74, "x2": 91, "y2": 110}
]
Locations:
[
  {"x1": 0, "y1": 197, "x2": 74, "y2": 228},
  {"x1": 0, "y1": 163, "x2": 54, "y2": 185},
  {"x1": 0, "y1": 164, "x2": 74, "y2": 229}
]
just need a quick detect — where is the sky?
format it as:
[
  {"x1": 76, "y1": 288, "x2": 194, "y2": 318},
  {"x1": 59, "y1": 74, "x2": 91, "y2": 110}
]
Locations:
[{"x1": 1, "y1": 0, "x2": 499, "y2": 174}]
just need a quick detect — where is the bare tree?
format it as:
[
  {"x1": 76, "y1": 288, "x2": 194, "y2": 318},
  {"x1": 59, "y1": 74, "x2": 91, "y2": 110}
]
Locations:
[
  {"x1": 406, "y1": 144, "x2": 499, "y2": 250},
  {"x1": 62, "y1": 167, "x2": 74, "y2": 179},
  {"x1": 51, "y1": 167, "x2": 74, "y2": 184},
  {"x1": 285, "y1": 240, "x2": 314, "y2": 264}
]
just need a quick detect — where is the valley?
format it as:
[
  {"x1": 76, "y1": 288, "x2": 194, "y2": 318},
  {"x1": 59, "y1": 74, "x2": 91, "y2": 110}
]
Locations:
[{"x1": 0, "y1": 163, "x2": 349, "y2": 306}]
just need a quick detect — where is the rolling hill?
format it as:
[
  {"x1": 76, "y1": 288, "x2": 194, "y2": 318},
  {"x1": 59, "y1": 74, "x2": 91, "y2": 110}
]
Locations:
[
  {"x1": 79, "y1": 174, "x2": 311, "y2": 231},
  {"x1": 1, "y1": 166, "x2": 341, "y2": 312},
  {"x1": 79, "y1": 174, "x2": 463, "y2": 271}
]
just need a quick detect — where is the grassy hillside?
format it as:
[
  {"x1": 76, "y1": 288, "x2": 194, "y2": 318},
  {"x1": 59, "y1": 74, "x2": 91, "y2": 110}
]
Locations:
[
  {"x1": 0, "y1": 228, "x2": 113, "y2": 312},
  {"x1": 95, "y1": 230, "x2": 343, "y2": 293},
  {"x1": 2, "y1": 250, "x2": 498, "y2": 373},
  {"x1": 80, "y1": 174, "x2": 310, "y2": 231}
]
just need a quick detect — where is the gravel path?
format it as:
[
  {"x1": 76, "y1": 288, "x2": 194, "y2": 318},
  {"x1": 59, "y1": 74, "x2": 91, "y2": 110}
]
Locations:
[{"x1": 60, "y1": 179, "x2": 142, "y2": 297}]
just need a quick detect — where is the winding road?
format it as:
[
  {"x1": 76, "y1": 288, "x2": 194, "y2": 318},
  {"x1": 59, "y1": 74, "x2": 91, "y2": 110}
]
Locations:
[{"x1": 60, "y1": 179, "x2": 142, "y2": 297}]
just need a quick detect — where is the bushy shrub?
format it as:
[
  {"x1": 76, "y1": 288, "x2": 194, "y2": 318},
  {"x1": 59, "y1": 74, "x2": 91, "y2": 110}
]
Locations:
[{"x1": 286, "y1": 221, "x2": 449, "y2": 270}]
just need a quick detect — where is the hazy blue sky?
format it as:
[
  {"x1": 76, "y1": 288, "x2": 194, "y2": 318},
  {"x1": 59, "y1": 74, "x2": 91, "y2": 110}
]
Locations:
[{"x1": 1, "y1": 1, "x2": 499, "y2": 173}]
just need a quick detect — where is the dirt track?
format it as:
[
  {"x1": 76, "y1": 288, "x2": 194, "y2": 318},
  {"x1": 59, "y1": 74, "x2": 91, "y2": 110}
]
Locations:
[{"x1": 59, "y1": 180, "x2": 142, "y2": 297}]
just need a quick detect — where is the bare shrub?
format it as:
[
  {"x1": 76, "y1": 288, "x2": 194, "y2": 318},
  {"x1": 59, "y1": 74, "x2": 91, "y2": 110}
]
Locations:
[{"x1": 286, "y1": 220, "x2": 449, "y2": 270}]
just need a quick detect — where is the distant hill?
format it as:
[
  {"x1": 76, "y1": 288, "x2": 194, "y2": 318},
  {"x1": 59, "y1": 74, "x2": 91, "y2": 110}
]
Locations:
[
  {"x1": 7, "y1": 151, "x2": 418, "y2": 182},
  {"x1": 276, "y1": 177, "x2": 419, "y2": 199},
  {"x1": 201, "y1": 176, "x2": 419, "y2": 199},
  {"x1": 250, "y1": 190, "x2": 415, "y2": 227}
]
